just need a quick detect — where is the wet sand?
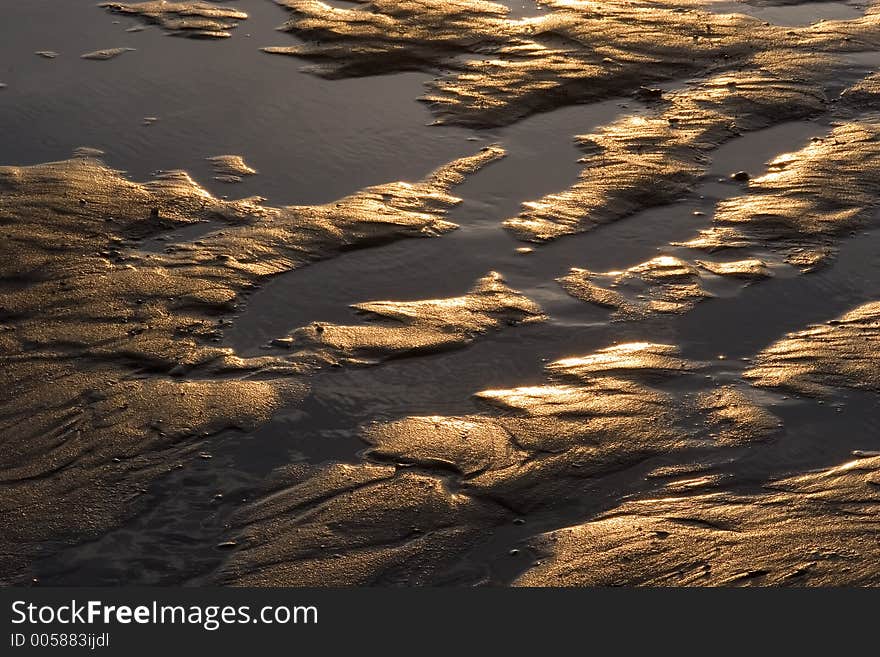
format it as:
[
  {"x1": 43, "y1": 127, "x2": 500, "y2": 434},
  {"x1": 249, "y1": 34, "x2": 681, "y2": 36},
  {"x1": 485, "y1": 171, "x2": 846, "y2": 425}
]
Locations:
[{"x1": 2, "y1": 0, "x2": 880, "y2": 586}]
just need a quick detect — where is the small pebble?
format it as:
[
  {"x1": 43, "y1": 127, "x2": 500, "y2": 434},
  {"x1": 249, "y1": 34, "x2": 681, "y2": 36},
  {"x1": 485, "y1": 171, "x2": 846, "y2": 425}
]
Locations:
[{"x1": 635, "y1": 86, "x2": 663, "y2": 100}]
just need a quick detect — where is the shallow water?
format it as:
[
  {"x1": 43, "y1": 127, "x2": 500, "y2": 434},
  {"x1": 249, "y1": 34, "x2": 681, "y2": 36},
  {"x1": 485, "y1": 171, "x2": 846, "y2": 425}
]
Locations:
[
  {"x1": 0, "y1": 0, "x2": 477, "y2": 205},
  {"x1": 710, "y1": 0, "x2": 865, "y2": 25},
  {"x1": 4, "y1": 0, "x2": 880, "y2": 586}
]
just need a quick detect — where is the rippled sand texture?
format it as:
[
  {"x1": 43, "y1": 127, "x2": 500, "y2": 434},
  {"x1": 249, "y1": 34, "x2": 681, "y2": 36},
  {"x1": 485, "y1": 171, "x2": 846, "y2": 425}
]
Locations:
[
  {"x1": 80, "y1": 47, "x2": 137, "y2": 60},
  {"x1": 512, "y1": 269, "x2": 880, "y2": 586},
  {"x1": 206, "y1": 0, "x2": 880, "y2": 587},
  {"x1": 516, "y1": 456, "x2": 880, "y2": 586},
  {"x1": 6, "y1": 0, "x2": 880, "y2": 587},
  {"x1": 272, "y1": 272, "x2": 545, "y2": 366},
  {"x1": 562, "y1": 114, "x2": 880, "y2": 318},
  {"x1": 264, "y1": 0, "x2": 880, "y2": 240},
  {"x1": 512, "y1": 306, "x2": 880, "y2": 585},
  {"x1": 510, "y1": 305, "x2": 880, "y2": 585},
  {"x1": 221, "y1": 343, "x2": 778, "y2": 585},
  {"x1": 747, "y1": 302, "x2": 880, "y2": 395},
  {"x1": 268, "y1": 0, "x2": 872, "y2": 127},
  {"x1": 0, "y1": 147, "x2": 508, "y2": 582},
  {"x1": 207, "y1": 155, "x2": 259, "y2": 183},
  {"x1": 100, "y1": 1, "x2": 249, "y2": 39}
]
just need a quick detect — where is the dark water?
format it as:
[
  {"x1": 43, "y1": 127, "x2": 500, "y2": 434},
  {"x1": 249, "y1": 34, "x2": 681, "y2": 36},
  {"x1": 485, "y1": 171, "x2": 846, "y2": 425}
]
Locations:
[{"x1": 3, "y1": 0, "x2": 880, "y2": 584}]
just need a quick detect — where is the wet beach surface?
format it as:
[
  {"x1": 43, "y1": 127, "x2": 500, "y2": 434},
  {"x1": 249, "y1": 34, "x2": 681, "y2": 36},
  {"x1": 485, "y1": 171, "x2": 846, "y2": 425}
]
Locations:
[{"x1": 2, "y1": 0, "x2": 880, "y2": 586}]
